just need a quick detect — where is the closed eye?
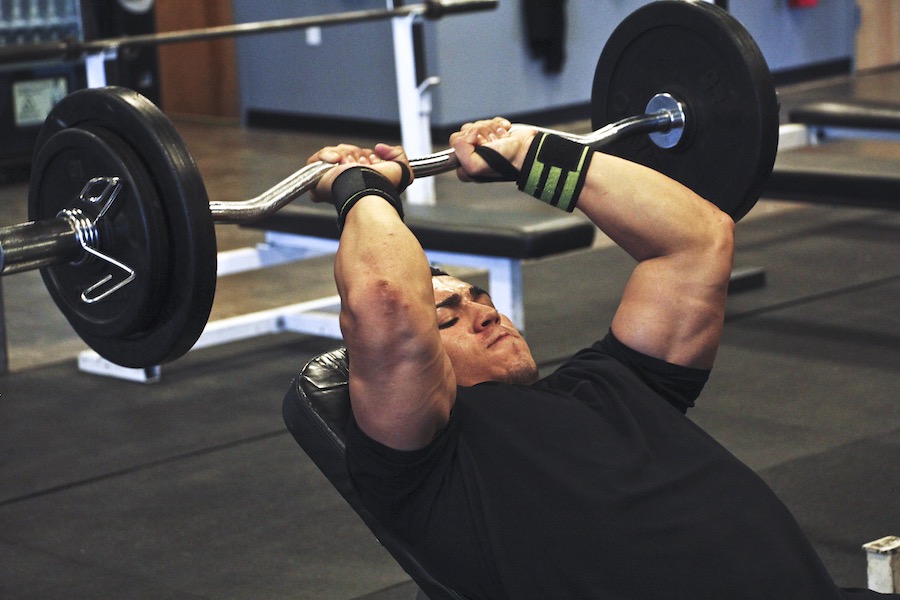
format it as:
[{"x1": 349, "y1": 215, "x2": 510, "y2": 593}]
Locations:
[
  {"x1": 435, "y1": 285, "x2": 492, "y2": 330},
  {"x1": 438, "y1": 317, "x2": 459, "y2": 330}
]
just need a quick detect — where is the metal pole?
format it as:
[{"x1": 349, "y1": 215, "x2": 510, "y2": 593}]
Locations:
[
  {"x1": 0, "y1": 1, "x2": 498, "y2": 64},
  {"x1": 391, "y1": 7, "x2": 438, "y2": 205}
]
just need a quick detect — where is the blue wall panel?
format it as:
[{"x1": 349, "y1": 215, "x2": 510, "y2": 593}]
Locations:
[{"x1": 233, "y1": 0, "x2": 858, "y2": 129}]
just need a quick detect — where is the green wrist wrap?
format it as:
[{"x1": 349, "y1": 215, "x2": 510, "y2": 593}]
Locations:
[
  {"x1": 331, "y1": 166, "x2": 404, "y2": 232},
  {"x1": 516, "y1": 133, "x2": 593, "y2": 212}
]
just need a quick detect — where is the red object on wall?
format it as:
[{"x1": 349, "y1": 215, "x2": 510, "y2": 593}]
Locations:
[{"x1": 789, "y1": 0, "x2": 818, "y2": 7}]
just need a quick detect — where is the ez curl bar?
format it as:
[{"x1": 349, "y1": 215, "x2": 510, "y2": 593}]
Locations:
[
  {"x1": 0, "y1": 93, "x2": 685, "y2": 273},
  {"x1": 0, "y1": 1, "x2": 780, "y2": 370},
  {"x1": 208, "y1": 93, "x2": 686, "y2": 223}
]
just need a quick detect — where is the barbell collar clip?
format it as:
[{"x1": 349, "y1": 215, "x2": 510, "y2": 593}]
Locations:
[
  {"x1": 424, "y1": 0, "x2": 499, "y2": 19},
  {"x1": 57, "y1": 208, "x2": 137, "y2": 305},
  {"x1": 78, "y1": 249, "x2": 136, "y2": 305},
  {"x1": 51, "y1": 176, "x2": 140, "y2": 304}
]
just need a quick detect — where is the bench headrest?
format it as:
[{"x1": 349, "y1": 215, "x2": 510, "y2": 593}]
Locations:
[
  {"x1": 294, "y1": 346, "x2": 352, "y2": 450},
  {"x1": 282, "y1": 346, "x2": 471, "y2": 600}
]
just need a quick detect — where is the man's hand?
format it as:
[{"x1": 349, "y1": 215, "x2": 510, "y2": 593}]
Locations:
[
  {"x1": 308, "y1": 142, "x2": 413, "y2": 205},
  {"x1": 449, "y1": 117, "x2": 536, "y2": 183}
]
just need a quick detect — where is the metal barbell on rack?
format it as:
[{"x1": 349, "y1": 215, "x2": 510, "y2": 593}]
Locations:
[
  {"x1": 0, "y1": 0, "x2": 780, "y2": 369},
  {"x1": 0, "y1": 0, "x2": 499, "y2": 64}
]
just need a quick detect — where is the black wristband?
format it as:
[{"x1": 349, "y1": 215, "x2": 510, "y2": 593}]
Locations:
[
  {"x1": 516, "y1": 133, "x2": 593, "y2": 212},
  {"x1": 331, "y1": 166, "x2": 405, "y2": 232},
  {"x1": 396, "y1": 161, "x2": 413, "y2": 193}
]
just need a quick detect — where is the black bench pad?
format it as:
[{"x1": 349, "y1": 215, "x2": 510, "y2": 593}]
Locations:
[
  {"x1": 766, "y1": 139, "x2": 900, "y2": 209},
  {"x1": 789, "y1": 100, "x2": 900, "y2": 131},
  {"x1": 283, "y1": 347, "x2": 467, "y2": 600},
  {"x1": 245, "y1": 195, "x2": 596, "y2": 260}
]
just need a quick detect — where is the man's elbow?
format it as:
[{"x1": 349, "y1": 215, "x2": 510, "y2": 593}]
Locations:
[
  {"x1": 340, "y1": 276, "x2": 428, "y2": 347},
  {"x1": 710, "y1": 208, "x2": 735, "y2": 252},
  {"x1": 703, "y1": 209, "x2": 736, "y2": 281}
]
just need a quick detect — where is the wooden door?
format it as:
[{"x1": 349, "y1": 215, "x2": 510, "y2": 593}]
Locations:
[
  {"x1": 154, "y1": 0, "x2": 239, "y2": 119},
  {"x1": 856, "y1": 0, "x2": 900, "y2": 71}
]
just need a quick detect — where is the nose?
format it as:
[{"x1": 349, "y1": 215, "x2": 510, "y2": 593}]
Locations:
[{"x1": 473, "y1": 304, "x2": 501, "y2": 332}]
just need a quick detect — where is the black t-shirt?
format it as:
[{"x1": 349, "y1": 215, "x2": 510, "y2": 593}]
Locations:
[{"x1": 346, "y1": 333, "x2": 850, "y2": 600}]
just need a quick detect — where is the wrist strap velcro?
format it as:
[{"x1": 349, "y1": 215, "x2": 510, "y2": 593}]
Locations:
[
  {"x1": 332, "y1": 166, "x2": 404, "y2": 232},
  {"x1": 516, "y1": 133, "x2": 593, "y2": 212}
]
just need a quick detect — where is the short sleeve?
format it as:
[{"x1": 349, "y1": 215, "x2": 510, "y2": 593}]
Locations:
[
  {"x1": 598, "y1": 330, "x2": 710, "y2": 413},
  {"x1": 345, "y1": 413, "x2": 457, "y2": 537}
]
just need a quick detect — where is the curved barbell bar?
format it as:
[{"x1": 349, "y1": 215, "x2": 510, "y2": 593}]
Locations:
[
  {"x1": 207, "y1": 94, "x2": 685, "y2": 224},
  {"x1": 0, "y1": 94, "x2": 685, "y2": 277}
]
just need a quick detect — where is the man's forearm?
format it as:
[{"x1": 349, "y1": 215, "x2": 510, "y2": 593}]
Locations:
[
  {"x1": 335, "y1": 197, "x2": 436, "y2": 351},
  {"x1": 579, "y1": 152, "x2": 733, "y2": 263}
]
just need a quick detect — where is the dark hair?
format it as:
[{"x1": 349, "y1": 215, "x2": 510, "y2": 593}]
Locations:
[{"x1": 430, "y1": 266, "x2": 449, "y2": 277}]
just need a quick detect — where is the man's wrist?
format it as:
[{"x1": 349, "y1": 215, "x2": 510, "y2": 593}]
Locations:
[
  {"x1": 516, "y1": 133, "x2": 593, "y2": 212},
  {"x1": 509, "y1": 132, "x2": 538, "y2": 172},
  {"x1": 331, "y1": 166, "x2": 405, "y2": 231}
]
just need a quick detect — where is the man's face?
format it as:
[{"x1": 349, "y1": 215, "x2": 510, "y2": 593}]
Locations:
[{"x1": 432, "y1": 276, "x2": 539, "y2": 387}]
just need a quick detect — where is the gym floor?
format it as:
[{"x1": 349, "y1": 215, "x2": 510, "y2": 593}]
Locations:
[{"x1": 0, "y1": 68, "x2": 898, "y2": 599}]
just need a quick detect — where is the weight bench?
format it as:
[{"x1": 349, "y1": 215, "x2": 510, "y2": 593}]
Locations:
[
  {"x1": 767, "y1": 100, "x2": 900, "y2": 209},
  {"x1": 283, "y1": 346, "x2": 467, "y2": 600},
  {"x1": 77, "y1": 195, "x2": 595, "y2": 382},
  {"x1": 788, "y1": 100, "x2": 900, "y2": 140}
]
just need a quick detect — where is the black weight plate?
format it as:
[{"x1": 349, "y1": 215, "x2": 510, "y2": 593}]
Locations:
[
  {"x1": 29, "y1": 125, "x2": 168, "y2": 340},
  {"x1": 31, "y1": 87, "x2": 217, "y2": 367},
  {"x1": 591, "y1": 1, "x2": 779, "y2": 222}
]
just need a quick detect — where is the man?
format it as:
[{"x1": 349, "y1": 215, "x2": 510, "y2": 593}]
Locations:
[{"x1": 308, "y1": 118, "x2": 893, "y2": 599}]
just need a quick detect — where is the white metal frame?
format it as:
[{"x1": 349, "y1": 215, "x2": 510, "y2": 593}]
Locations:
[
  {"x1": 777, "y1": 121, "x2": 900, "y2": 149},
  {"x1": 77, "y1": 230, "x2": 528, "y2": 382}
]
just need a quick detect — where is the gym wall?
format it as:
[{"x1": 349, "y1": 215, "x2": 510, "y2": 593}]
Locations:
[{"x1": 232, "y1": 0, "x2": 860, "y2": 132}]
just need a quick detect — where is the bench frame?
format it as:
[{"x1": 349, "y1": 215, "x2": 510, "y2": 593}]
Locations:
[{"x1": 77, "y1": 230, "x2": 530, "y2": 383}]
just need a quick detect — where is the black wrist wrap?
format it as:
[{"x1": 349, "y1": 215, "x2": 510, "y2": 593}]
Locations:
[
  {"x1": 331, "y1": 166, "x2": 404, "y2": 232},
  {"x1": 516, "y1": 133, "x2": 593, "y2": 212}
]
